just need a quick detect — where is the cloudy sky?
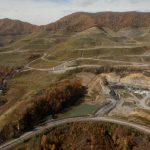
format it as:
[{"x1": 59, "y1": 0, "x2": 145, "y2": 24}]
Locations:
[{"x1": 0, "y1": 0, "x2": 150, "y2": 25}]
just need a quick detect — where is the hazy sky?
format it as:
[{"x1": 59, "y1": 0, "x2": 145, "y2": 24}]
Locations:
[{"x1": 0, "y1": 0, "x2": 150, "y2": 25}]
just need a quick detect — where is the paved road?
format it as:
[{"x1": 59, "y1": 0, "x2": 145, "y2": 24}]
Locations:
[{"x1": 0, "y1": 116, "x2": 150, "y2": 150}]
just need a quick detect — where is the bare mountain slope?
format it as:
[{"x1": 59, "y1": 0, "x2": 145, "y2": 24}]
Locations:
[
  {"x1": 0, "y1": 18, "x2": 37, "y2": 36},
  {"x1": 0, "y1": 11, "x2": 150, "y2": 50},
  {"x1": 45, "y1": 11, "x2": 150, "y2": 32},
  {"x1": 1, "y1": 12, "x2": 150, "y2": 36}
]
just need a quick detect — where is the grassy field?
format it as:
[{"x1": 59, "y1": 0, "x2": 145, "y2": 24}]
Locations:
[
  {"x1": 0, "y1": 71, "x2": 67, "y2": 128},
  {"x1": 0, "y1": 52, "x2": 28, "y2": 66},
  {"x1": 30, "y1": 59, "x2": 61, "y2": 69},
  {"x1": 57, "y1": 103, "x2": 102, "y2": 119}
]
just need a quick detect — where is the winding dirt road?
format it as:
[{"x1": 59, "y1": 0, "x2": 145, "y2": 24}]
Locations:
[{"x1": 23, "y1": 53, "x2": 150, "y2": 73}]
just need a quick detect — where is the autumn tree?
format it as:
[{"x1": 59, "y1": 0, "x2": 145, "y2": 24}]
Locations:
[{"x1": 18, "y1": 79, "x2": 86, "y2": 131}]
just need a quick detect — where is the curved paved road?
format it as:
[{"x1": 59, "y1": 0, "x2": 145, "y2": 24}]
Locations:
[{"x1": 0, "y1": 116, "x2": 150, "y2": 150}]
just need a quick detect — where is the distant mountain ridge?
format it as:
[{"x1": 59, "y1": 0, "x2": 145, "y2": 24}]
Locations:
[
  {"x1": 0, "y1": 11, "x2": 150, "y2": 36},
  {"x1": 45, "y1": 11, "x2": 150, "y2": 32},
  {"x1": 0, "y1": 18, "x2": 37, "y2": 35}
]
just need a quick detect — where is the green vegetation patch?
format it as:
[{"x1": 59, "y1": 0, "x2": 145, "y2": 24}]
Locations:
[
  {"x1": 57, "y1": 103, "x2": 101, "y2": 119},
  {"x1": 48, "y1": 49, "x2": 82, "y2": 61},
  {"x1": 0, "y1": 53, "x2": 28, "y2": 66},
  {"x1": 30, "y1": 59, "x2": 61, "y2": 69}
]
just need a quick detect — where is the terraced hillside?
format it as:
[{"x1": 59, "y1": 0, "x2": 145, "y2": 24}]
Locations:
[{"x1": 0, "y1": 11, "x2": 150, "y2": 150}]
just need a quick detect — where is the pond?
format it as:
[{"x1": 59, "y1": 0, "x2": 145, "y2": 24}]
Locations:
[{"x1": 57, "y1": 103, "x2": 102, "y2": 119}]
